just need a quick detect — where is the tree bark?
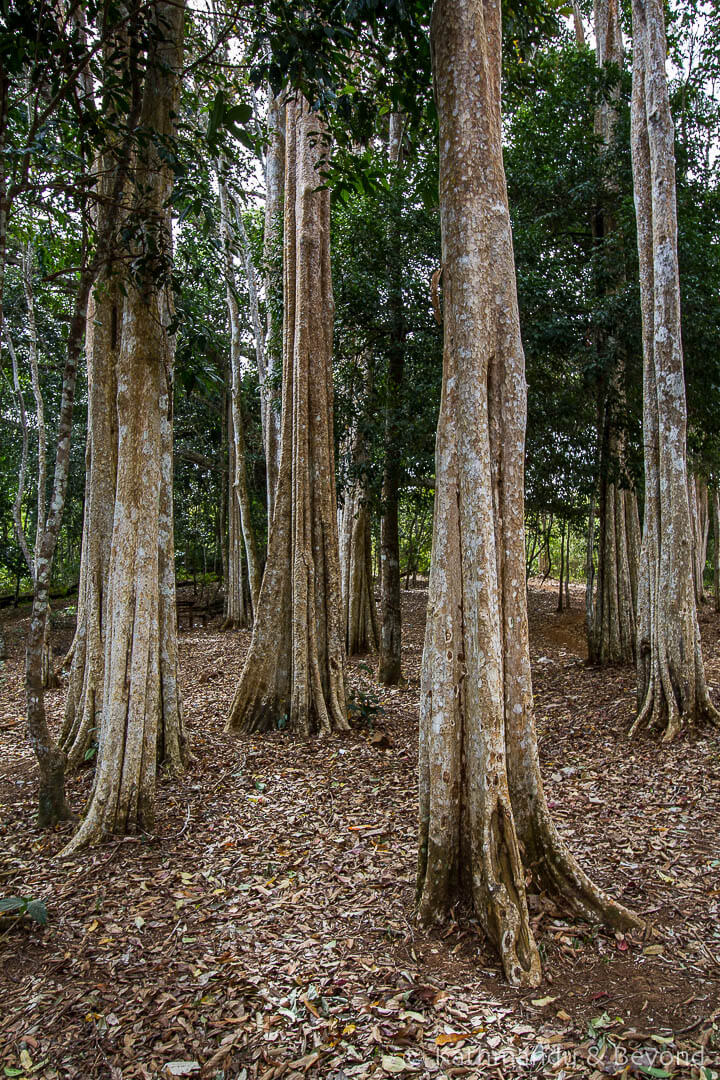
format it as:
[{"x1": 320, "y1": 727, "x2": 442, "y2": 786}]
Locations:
[
  {"x1": 712, "y1": 486, "x2": 720, "y2": 613},
  {"x1": 61, "y1": 0, "x2": 186, "y2": 853},
  {"x1": 377, "y1": 111, "x2": 406, "y2": 686},
  {"x1": 630, "y1": 0, "x2": 719, "y2": 739},
  {"x1": 588, "y1": 0, "x2": 640, "y2": 667},
  {"x1": 60, "y1": 277, "x2": 119, "y2": 766},
  {"x1": 218, "y1": 172, "x2": 262, "y2": 615},
  {"x1": 689, "y1": 473, "x2": 708, "y2": 604},
  {"x1": 340, "y1": 360, "x2": 378, "y2": 655},
  {"x1": 557, "y1": 521, "x2": 566, "y2": 612},
  {"x1": 340, "y1": 484, "x2": 379, "y2": 655},
  {"x1": 261, "y1": 94, "x2": 284, "y2": 524},
  {"x1": 26, "y1": 270, "x2": 93, "y2": 827},
  {"x1": 227, "y1": 96, "x2": 347, "y2": 736},
  {"x1": 417, "y1": 0, "x2": 640, "y2": 988},
  {"x1": 223, "y1": 392, "x2": 251, "y2": 630}
]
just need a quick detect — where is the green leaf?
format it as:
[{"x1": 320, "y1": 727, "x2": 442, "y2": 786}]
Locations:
[
  {"x1": 0, "y1": 897, "x2": 26, "y2": 916},
  {"x1": 225, "y1": 103, "x2": 252, "y2": 126},
  {"x1": 26, "y1": 900, "x2": 48, "y2": 926}
]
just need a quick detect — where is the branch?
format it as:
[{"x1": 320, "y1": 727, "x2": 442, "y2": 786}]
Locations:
[{"x1": 5, "y1": 333, "x2": 34, "y2": 580}]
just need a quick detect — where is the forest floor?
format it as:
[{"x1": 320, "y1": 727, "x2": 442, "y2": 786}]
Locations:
[{"x1": 1, "y1": 581, "x2": 719, "y2": 1080}]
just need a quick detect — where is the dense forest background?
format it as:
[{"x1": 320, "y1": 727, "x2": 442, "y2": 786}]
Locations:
[{"x1": 2, "y1": 0, "x2": 718, "y2": 612}]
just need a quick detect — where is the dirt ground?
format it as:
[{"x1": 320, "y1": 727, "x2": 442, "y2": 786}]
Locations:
[{"x1": 0, "y1": 581, "x2": 719, "y2": 1079}]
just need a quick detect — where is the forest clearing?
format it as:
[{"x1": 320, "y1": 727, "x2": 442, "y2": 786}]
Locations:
[{"x1": 1, "y1": 584, "x2": 719, "y2": 1078}]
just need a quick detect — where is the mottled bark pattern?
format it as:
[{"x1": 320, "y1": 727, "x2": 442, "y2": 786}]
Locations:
[
  {"x1": 378, "y1": 112, "x2": 405, "y2": 686},
  {"x1": 227, "y1": 98, "x2": 347, "y2": 736},
  {"x1": 712, "y1": 487, "x2": 720, "y2": 614},
  {"x1": 261, "y1": 95, "x2": 285, "y2": 523},
  {"x1": 61, "y1": 280, "x2": 119, "y2": 766},
  {"x1": 688, "y1": 474, "x2": 709, "y2": 605},
  {"x1": 223, "y1": 396, "x2": 251, "y2": 630},
  {"x1": 418, "y1": 0, "x2": 640, "y2": 987},
  {"x1": 630, "y1": 0, "x2": 719, "y2": 739},
  {"x1": 218, "y1": 174, "x2": 262, "y2": 616},
  {"x1": 61, "y1": 0, "x2": 186, "y2": 853},
  {"x1": 588, "y1": 0, "x2": 641, "y2": 667},
  {"x1": 340, "y1": 484, "x2": 378, "y2": 655}
]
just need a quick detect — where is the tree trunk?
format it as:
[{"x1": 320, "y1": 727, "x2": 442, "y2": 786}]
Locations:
[
  {"x1": 61, "y1": 0, "x2": 186, "y2": 854},
  {"x1": 557, "y1": 521, "x2": 565, "y2": 612},
  {"x1": 588, "y1": 0, "x2": 640, "y2": 667},
  {"x1": 417, "y1": 0, "x2": 640, "y2": 988},
  {"x1": 26, "y1": 267, "x2": 93, "y2": 827},
  {"x1": 218, "y1": 173, "x2": 262, "y2": 615},
  {"x1": 572, "y1": 2, "x2": 586, "y2": 46},
  {"x1": 340, "y1": 484, "x2": 378, "y2": 655},
  {"x1": 585, "y1": 494, "x2": 596, "y2": 644},
  {"x1": 378, "y1": 112, "x2": 405, "y2": 686},
  {"x1": 222, "y1": 392, "x2": 251, "y2": 629},
  {"x1": 227, "y1": 96, "x2": 347, "y2": 736},
  {"x1": 60, "y1": 280, "x2": 119, "y2": 766},
  {"x1": 689, "y1": 473, "x2": 708, "y2": 604},
  {"x1": 630, "y1": 0, "x2": 719, "y2": 739},
  {"x1": 712, "y1": 486, "x2": 720, "y2": 614},
  {"x1": 340, "y1": 360, "x2": 378, "y2": 655},
  {"x1": 261, "y1": 94, "x2": 285, "y2": 524}
]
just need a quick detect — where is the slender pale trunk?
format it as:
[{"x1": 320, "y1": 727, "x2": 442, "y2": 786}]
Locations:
[
  {"x1": 585, "y1": 494, "x2": 596, "y2": 643},
  {"x1": 588, "y1": 0, "x2": 640, "y2": 667},
  {"x1": 26, "y1": 272, "x2": 93, "y2": 826},
  {"x1": 223, "y1": 394, "x2": 251, "y2": 629},
  {"x1": 378, "y1": 111, "x2": 405, "y2": 686},
  {"x1": 218, "y1": 174, "x2": 262, "y2": 614},
  {"x1": 712, "y1": 486, "x2": 720, "y2": 613},
  {"x1": 14, "y1": 249, "x2": 56, "y2": 687},
  {"x1": 573, "y1": 3, "x2": 586, "y2": 45},
  {"x1": 689, "y1": 474, "x2": 708, "y2": 604},
  {"x1": 227, "y1": 96, "x2": 347, "y2": 736},
  {"x1": 341, "y1": 485, "x2": 378, "y2": 655},
  {"x1": 630, "y1": 0, "x2": 719, "y2": 739},
  {"x1": 418, "y1": 0, "x2": 640, "y2": 988},
  {"x1": 557, "y1": 521, "x2": 565, "y2": 612},
  {"x1": 8, "y1": 333, "x2": 33, "y2": 584},
  {"x1": 340, "y1": 361, "x2": 378, "y2": 655},
  {"x1": 261, "y1": 95, "x2": 284, "y2": 523}
]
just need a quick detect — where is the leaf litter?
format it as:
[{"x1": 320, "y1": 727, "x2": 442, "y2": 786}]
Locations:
[{"x1": 0, "y1": 581, "x2": 718, "y2": 1078}]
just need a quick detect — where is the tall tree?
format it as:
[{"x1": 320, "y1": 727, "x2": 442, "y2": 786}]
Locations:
[
  {"x1": 217, "y1": 169, "x2": 262, "y2": 619},
  {"x1": 377, "y1": 111, "x2": 406, "y2": 685},
  {"x1": 587, "y1": 0, "x2": 642, "y2": 666},
  {"x1": 417, "y1": 0, "x2": 640, "y2": 987},
  {"x1": 227, "y1": 96, "x2": 347, "y2": 735},
  {"x1": 260, "y1": 94, "x2": 284, "y2": 522},
  {"x1": 60, "y1": 13, "x2": 134, "y2": 765},
  {"x1": 339, "y1": 359, "x2": 378, "y2": 655},
  {"x1": 62, "y1": 0, "x2": 186, "y2": 853},
  {"x1": 629, "y1": 0, "x2": 719, "y2": 740}
]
